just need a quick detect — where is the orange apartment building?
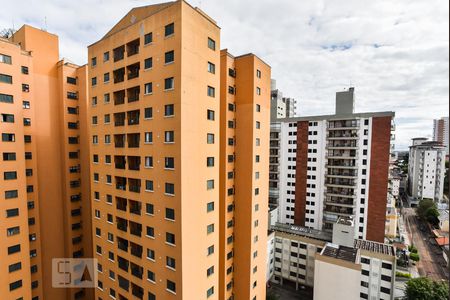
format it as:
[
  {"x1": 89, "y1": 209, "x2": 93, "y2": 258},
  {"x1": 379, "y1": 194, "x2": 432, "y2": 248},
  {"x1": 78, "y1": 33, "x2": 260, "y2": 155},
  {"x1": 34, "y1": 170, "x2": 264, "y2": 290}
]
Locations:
[
  {"x1": 88, "y1": 1, "x2": 270, "y2": 300},
  {"x1": 0, "y1": 26, "x2": 92, "y2": 300},
  {"x1": 1, "y1": 1, "x2": 270, "y2": 300}
]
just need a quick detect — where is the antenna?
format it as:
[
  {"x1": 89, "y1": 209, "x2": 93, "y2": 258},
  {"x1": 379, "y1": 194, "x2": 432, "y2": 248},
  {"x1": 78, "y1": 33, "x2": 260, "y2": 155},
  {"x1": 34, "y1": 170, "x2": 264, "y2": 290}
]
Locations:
[{"x1": 43, "y1": 17, "x2": 47, "y2": 31}]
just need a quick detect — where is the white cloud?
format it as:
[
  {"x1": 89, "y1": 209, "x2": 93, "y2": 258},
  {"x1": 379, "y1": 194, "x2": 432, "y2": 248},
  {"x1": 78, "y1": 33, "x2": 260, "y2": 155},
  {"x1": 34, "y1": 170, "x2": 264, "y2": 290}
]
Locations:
[{"x1": 1, "y1": 0, "x2": 447, "y2": 150}]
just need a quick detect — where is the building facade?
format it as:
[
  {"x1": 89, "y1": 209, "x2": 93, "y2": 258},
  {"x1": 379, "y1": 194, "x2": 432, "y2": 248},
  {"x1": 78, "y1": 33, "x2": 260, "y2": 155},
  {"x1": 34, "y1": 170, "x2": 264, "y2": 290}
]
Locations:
[
  {"x1": 88, "y1": 2, "x2": 270, "y2": 300},
  {"x1": 269, "y1": 219, "x2": 396, "y2": 300},
  {"x1": 408, "y1": 138, "x2": 446, "y2": 204},
  {"x1": 0, "y1": 26, "x2": 92, "y2": 300},
  {"x1": 433, "y1": 117, "x2": 449, "y2": 154},
  {"x1": 272, "y1": 88, "x2": 395, "y2": 242}
]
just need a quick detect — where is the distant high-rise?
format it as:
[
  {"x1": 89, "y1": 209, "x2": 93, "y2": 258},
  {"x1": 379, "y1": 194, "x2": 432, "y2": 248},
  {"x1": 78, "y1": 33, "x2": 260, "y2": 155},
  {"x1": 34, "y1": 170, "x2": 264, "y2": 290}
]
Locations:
[
  {"x1": 408, "y1": 138, "x2": 446, "y2": 204},
  {"x1": 433, "y1": 117, "x2": 449, "y2": 154},
  {"x1": 270, "y1": 79, "x2": 297, "y2": 120},
  {"x1": 271, "y1": 87, "x2": 395, "y2": 243}
]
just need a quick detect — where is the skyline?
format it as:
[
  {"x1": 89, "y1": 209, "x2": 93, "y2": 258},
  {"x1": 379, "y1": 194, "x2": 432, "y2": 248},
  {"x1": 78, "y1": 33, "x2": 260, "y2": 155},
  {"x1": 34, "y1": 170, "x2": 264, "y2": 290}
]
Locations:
[{"x1": 1, "y1": 0, "x2": 448, "y2": 150}]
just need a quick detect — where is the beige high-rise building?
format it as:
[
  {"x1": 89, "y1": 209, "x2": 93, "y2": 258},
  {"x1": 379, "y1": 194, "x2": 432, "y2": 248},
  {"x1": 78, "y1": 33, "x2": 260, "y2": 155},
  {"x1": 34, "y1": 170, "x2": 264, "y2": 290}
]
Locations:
[
  {"x1": 88, "y1": 1, "x2": 270, "y2": 300},
  {"x1": 0, "y1": 26, "x2": 93, "y2": 300}
]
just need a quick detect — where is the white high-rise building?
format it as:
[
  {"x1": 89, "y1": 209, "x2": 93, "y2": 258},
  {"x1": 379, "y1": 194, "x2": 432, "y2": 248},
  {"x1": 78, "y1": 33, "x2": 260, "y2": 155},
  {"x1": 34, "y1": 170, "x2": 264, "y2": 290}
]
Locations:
[
  {"x1": 270, "y1": 88, "x2": 395, "y2": 243},
  {"x1": 408, "y1": 138, "x2": 446, "y2": 204},
  {"x1": 433, "y1": 117, "x2": 449, "y2": 154}
]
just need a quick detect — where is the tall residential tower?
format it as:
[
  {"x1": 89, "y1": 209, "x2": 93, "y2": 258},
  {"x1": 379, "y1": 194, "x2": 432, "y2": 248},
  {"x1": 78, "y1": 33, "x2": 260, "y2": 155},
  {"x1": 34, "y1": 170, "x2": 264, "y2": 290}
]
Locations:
[
  {"x1": 0, "y1": 26, "x2": 92, "y2": 300},
  {"x1": 88, "y1": 2, "x2": 270, "y2": 300},
  {"x1": 272, "y1": 88, "x2": 394, "y2": 242}
]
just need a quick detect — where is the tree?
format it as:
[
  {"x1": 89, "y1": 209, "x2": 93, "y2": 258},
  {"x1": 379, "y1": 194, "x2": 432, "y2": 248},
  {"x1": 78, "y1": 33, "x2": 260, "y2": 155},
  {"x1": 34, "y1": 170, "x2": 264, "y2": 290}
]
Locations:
[
  {"x1": 406, "y1": 277, "x2": 449, "y2": 300},
  {"x1": 425, "y1": 206, "x2": 440, "y2": 226},
  {"x1": 416, "y1": 199, "x2": 436, "y2": 220}
]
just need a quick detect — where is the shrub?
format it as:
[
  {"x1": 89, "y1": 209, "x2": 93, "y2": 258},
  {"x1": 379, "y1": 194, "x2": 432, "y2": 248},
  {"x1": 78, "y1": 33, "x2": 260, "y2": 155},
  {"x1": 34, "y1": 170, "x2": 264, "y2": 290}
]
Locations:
[
  {"x1": 410, "y1": 252, "x2": 420, "y2": 262},
  {"x1": 396, "y1": 271, "x2": 412, "y2": 279}
]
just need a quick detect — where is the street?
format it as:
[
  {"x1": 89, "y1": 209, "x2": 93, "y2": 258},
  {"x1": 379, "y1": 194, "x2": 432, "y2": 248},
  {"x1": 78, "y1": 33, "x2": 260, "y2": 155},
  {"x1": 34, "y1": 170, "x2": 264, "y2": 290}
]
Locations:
[{"x1": 403, "y1": 208, "x2": 449, "y2": 281}]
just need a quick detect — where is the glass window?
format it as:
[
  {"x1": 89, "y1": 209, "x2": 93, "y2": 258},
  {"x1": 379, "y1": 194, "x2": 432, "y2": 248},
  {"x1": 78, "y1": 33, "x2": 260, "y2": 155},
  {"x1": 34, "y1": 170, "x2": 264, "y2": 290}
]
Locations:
[
  {"x1": 144, "y1": 33, "x2": 153, "y2": 45},
  {"x1": 208, "y1": 37, "x2": 216, "y2": 50},
  {"x1": 207, "y1": 62, "x2": 215, "y2": 74},
  {"x1": 165, "y1": 23, "x2": 175, "y2": 36},
  {"x1": 165, "y1": 50, "x2": 174, "y2": 64},
  {"x1": 144, "y1": 57, "x2": 153, "y2": 69},
  {"x1": 207, "y1": 86, "x2": 215, "y2": 97},
  {"x1": 165, "y1": 104, "x2": 174, "y2": 116},
  {"x1": 165, "y1": 77, "x2": 174, "y2": 90},
  {"x1": 144, "y1": 82, "x2": 153, "y2": 94}
]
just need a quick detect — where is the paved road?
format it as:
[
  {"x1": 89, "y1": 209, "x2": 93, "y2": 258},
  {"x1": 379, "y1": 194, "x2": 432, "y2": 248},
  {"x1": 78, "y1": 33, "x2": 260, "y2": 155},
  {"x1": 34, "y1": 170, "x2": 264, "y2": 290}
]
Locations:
[{"x1": 403, "y1": 208, "x2": 449, "y2": 281}]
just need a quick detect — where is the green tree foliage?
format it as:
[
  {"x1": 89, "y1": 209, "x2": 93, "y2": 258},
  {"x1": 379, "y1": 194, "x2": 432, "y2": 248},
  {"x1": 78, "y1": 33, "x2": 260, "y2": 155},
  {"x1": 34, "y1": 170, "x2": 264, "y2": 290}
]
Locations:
[
  {"x1": 416, "y1": 199, "x2": 440, "y2": 225},
  {"x1": 406, "y1": 277, "x2": 449, "y2": 300},
  {"x1": 409, "y1": 252, "x2": 420, "y2": 262},
  {"x1": 425, "y1": 206, "x2": 440, "y2": 226}
]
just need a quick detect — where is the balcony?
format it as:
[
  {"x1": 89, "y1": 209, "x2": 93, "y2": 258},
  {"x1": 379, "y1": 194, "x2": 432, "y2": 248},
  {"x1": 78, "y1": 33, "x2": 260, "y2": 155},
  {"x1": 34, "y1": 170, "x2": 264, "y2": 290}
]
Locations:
[
  {"x1": 326, "y1": 187, "x2": 356, "y2": 198},
  {"x1": 70, "y1": 180, "x2": 81, "y2": 188},
  {"x1": 327, "y1": 120, "x2": 359, "y2": 129},
  {"x1": 129, "y1": 200, "x2": 141, "y2": 215},
  {"x1": 130, "y1": 242, "x2": 142, "y2": 258},
  {"x1": 114, "y1": 112, "x2": 125, "y2": 126},
  {"x1": 325, "y1": 196, "x2": 355, "y2": 207},
  {"x1": 116, "y1": 197, "x2": 127, "y2": 211},
  {"x1": 326, "y1": 140, "x2": 358, "y2": 149},
  {"x1": 128, "y1": 156, "x2": 141, "y2": 171},
  {"x1": 326, "y1": 159, "x2": 358, "y2": 169},
  {"x1": 129, "y1": 221, "x2": 142, "y2": 237},
  {"x1": 326, "y1": 149, "x2": 357, "y2": 159},
  {"x1": 127, "y1": 86, "x2": 140, "y2": 103},
  {"x1": 117, "y1": 237, "x2": 129, "y2": 252},
  {"x1": 126, "y1": 39, "x2": 140, "y2": 57},
  {"x1": 114, "y1": 134, "x2": 125, "y2": 148},
  {"x1": 115, "y1": 176, "x2": 127, "y2": 191},
  {"x1": 113, "y1": 68, "x2": 125, "y2": 83},
  {"x1": 127, "y1": 63, "x2": 140, "y2": 80},
  {"x1": 116, "y1": 217, "x2": 128, "y2": 232},
  {"x1": 131, "y1": 284, "x2": 144, "y2": 299},
  {"x1": 114, "y1": 90, "x2": 125, "y2": 105},
  {"x1": 327, "y1": 129, "x2": 358, "y2": 139},
  {"x1": 117, "y1": 256, "x2": 129, "y2": 272},
  {"x1": 325, "y1": 169, "x2": 357, "y2": 177},
  {"x1": 127, "y1": 110, "x2": 140, "y2": 125},
  {"x1": 130, "y1": 262, "x2": 143, "y2": 279},
  {"x1": 324, "y1": 205, "x2": 353, "y2": 216},
  {"x1": 128, "y1": 178, "x2": 141, "y2": 193},
  {"x1": 325, "y1": 178, "x2": 357, "y2": 187},
  {"x1": 127, "y1": 133, "x2": 140, "y2": 148},
  {"x1": 113, "y1": 45, "x2": 125, "y2": 62},
  {"x1": 115, "y1": 156, "x2": 126, "y2": 169}
]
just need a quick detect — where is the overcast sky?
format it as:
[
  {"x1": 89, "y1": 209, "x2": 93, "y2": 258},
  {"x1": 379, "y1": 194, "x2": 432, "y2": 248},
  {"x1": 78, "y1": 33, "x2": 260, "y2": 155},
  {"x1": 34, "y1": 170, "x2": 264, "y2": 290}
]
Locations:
[{"x1": 1, "y1": 0, "x2": 448, "y2": 150}]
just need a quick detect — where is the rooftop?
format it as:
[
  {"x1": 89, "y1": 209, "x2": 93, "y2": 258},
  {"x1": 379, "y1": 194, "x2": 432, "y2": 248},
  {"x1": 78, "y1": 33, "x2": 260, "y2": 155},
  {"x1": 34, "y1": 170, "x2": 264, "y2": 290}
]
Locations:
[
  {"x1": 321, "y1": 243, "x2": 358, "y2": 263},
  {"x1": 271, "y1": 223, "x2": 332, "y2": 242},
  {"x1": 354, "y1": 239, "x2": 395, "y2": 256}
]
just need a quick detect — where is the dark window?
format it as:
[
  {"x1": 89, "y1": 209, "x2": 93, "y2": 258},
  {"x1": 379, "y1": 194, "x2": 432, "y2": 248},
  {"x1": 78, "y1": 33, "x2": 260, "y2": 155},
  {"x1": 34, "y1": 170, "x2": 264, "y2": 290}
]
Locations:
[
  {"x1": 165, "y1": 104, "x2": 174, "y2": 116},
  {"x1": 165, "y1": 157, "x2": 175, "y2": 169},
  {"x1": 380, "y1": 287, "x2": 391, "y2": 294},
  {"x1": 8, "y1": 244, "x2": 21, "y2": 254},
  {"x1": 0, "y1": 73, "x2": 13, "y2": 84},
  {"x1": 144, "y1": 107, "x2": 153, "y2": 119},
  {"x1": 0, "y1": 93, "x2": 13, "y2": 103},
  {"x1": 144, "y1": 57, "x2": 153, "y2": 69},
  {"x1": 67, "y1": 77, "x2": 77, "y2": 84},
  {"x1": 165, "y1": 208, "x2": 175, "y2": 220},
  {"x1": 165, "y1": 183, "x2": 175, "y2": 195},
  {"x1": 9, "y1": 280, "x2": 22, "y2": 291},
  {"x1": 165, "y1": 23, "x2": 175, "y2": 36},
  {"x1": 207, "y1": 110, "x2": 215, "y2": 120},
  {"x1": 3, "y1": 152, "x2": 16, "y2": 161},
  {"x1": 165, "y1": 77, "x2": 174, "y2": 90},
  {"x1": 165, "y1": 50, "x2": 174, "y2": 64},
  {"x1": 144, "y1": 33, "x2": 153, "y2": 45},
  {"x1": 208, "y1": 37, "x2": 216, "y2": 50}
]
